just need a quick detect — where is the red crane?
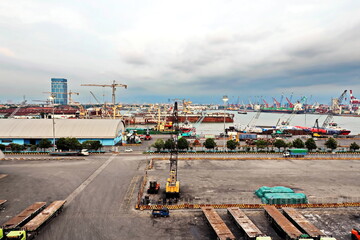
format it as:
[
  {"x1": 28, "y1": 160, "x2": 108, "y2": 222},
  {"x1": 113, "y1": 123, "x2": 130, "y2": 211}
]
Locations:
[
  {"x1": 272, "y1": 97, "x2": 280, "y2": 108},
  {"x1": 286, "y1": 97, "x2": 294, "y2": 108}
]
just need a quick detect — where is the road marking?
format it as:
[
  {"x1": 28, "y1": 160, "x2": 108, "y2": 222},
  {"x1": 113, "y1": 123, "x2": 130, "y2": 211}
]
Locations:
[
  {"x1": 119, "y1": 175, "x2": 141, "y2": 212},
  {"x1": 65, "y1": 155, "x2": 116, "y2": 205},
  {"x1": 0, "y1": 174, "x2": 8, "y2": 180}
]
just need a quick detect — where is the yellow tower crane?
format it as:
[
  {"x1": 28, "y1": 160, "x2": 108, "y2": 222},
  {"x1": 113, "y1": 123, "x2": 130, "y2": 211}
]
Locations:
[
  {"x1": 81, "y1": 81, "x2": 127, "y2": 119},
  {"x1": 165, "y1": 101, "x2": 180, "y2": 198}
]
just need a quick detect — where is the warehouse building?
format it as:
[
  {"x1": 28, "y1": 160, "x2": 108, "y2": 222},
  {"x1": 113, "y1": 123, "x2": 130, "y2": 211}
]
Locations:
[{"x1": 0, "y1": 119, "x2": 125, "y2": 146}]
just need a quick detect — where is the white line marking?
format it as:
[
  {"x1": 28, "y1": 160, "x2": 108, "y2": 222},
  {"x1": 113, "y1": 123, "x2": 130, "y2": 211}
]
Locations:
[{"x1": 65, "y1": 155, "x2": 116, "y2": 205}]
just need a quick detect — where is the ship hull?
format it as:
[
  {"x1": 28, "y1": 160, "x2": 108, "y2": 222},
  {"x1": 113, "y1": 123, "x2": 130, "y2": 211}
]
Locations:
[
  {"x1": 167, "y1": 115, "x2": 234, "y2": 123},
  {"x1": 261, "y1": 109, "x2": 305, "y2": 114}
]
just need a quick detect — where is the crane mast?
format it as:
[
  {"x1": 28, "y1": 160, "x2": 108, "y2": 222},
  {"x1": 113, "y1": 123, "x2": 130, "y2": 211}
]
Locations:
[{"x1": 166, "y1": 101, "x2": 180, "y2": 198}]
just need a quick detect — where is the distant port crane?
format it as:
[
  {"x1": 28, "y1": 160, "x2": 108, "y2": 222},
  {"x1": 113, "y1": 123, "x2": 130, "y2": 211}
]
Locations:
[
  {"x1": 322, "y1": 90, "x2": 347, "y2": 128},
  {"x1": 81, "y1": 80, "x2": 127, "y2": 106}
]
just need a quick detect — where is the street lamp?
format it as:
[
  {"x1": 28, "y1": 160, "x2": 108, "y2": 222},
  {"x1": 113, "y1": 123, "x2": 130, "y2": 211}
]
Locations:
[
  {"x1": 222, "y1": 95, "x2": 229, "y2": 152},
  {"x1": 49, "y1": 95, "x2": 56, "y2": 152}
]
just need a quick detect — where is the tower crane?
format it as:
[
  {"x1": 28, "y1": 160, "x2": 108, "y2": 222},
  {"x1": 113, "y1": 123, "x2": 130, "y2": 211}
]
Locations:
[
  {"x1": 42, "y1": 90, "x2": 79, "y2": 105},
  {"x1": 165, "y1": 101, "x2": 180, "y2": 199},
  {"x1": 81, "y1": 80, "x2": 127, "y2": 106}
]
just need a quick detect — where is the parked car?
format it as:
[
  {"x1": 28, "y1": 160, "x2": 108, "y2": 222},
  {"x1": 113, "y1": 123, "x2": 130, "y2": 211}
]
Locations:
[{"x1": 124, "y1": 148, "x2": 133, "y2": 152}]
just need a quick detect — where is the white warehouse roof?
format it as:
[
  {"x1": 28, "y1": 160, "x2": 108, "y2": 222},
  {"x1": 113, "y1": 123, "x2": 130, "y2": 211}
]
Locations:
[{"x1": 0, "y1": 119, "x2": 125, "y2": 139}]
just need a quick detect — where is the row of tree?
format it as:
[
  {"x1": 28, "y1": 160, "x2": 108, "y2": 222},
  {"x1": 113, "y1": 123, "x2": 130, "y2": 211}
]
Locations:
[
  {"x1": 0, "y1": 138, "x2": 103, "y2": 152},
  {"x1": 151, "y1": 137, "x2": 360, "y2": 152}
]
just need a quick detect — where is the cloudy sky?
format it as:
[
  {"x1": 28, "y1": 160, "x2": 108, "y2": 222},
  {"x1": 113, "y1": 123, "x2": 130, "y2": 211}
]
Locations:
[{"x1": 0, "y1": 0, "x2": 359, "y2": 104}]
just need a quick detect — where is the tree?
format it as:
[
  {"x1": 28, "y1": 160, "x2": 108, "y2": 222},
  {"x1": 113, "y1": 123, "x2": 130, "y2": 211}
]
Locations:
[
  {"x1": 274, "y1": 139, "x2": 287, "y2": 151},
  {"x1": 56, "y1": 137, "x2": 81, "y2": 151},
  {"x1": 255, "y1": 139, "x2": 268, "y2": 150},
  {"x1": 0, "y1": 144, "x2": 5, "y2": 151},
  {"x1": 226, "y1": 140, "x2": 238, "y2": 151},
  {"x1": 164, "y1": 138, "x2": 175, "y2": 150},
  {"x1": 325, "y1": 137, "x2": 338, "y2": 150},
  {"x1": 292, "y1": 138, "x2": 305, "y2": 148},
  {"x1": 56, "y1": 138, "x2": 68, "y2": 150},
  {"x1": 203, "y1": 138, "x2": 216, "y2": 150},
  {"x1": 67, "y1": 138, "x2": 82, "y2": 150},
  {"x1": 29, "y1": 145, "x2": 37, "y2": 151},
  {"x1": 177, "y1": 137, "x2": 189, "y2": 150},
  {"x1": 91, "y1": 141, "x2": 102, "y2": 150},
  {"x1": 350, "y1": 142, "x2": 360, "y2": 152},
  {"x1": 305, "y1": 138, "x2": 317, "y2": 151},
  {"x1": 152, "y1": 139, "x2": 164, "y2": 152},
  {"x1": 82, "y1": 140, "x2": 103, "y2": 150},
  {"x1": 38, "y1": 139, "x2": 52, "y2": 150},
  {"x1": 286, "y1": 142, "x2": 293, "y2": 149},
  {"x1": 9, "y1": 143, "x2": 25, "y2": 152}
]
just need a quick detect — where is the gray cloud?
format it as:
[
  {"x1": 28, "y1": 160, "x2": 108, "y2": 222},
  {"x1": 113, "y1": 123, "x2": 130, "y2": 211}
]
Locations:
[{"x1": 0, "y1": 0, "x2": 359, "y2": 104}]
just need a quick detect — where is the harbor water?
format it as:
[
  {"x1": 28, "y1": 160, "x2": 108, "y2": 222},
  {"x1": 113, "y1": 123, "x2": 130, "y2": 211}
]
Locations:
[{"x1": 195, "y1": 111, "x2": 360, "y2": 135}]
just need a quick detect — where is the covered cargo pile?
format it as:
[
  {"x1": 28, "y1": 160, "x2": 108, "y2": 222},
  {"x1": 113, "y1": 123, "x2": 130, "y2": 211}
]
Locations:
[
  {"x1": 255, "y1": 186, "x2": 294, "y2": 198},
  {"x1": 261, "y1": 193, "x2": 308, "y2": 204},
  {"x1": 255, "y1": 186, "x2": 308, "y2": 204}
]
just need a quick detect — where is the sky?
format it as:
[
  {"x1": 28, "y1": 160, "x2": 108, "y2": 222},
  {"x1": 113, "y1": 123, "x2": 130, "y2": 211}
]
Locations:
[{"x1": 0, "y1": 0, "x2": 359, "y2": 105}]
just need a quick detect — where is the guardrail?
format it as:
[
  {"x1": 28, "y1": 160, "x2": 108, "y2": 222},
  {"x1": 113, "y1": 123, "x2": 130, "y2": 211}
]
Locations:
[{"x1": 138, "y1": 202, "x2": 360, "y2": 210}]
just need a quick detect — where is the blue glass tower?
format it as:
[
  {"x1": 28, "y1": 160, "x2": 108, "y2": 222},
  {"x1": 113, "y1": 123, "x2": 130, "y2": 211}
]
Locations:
[{"x1": 51, "y1": 78, "x2": 68, "y2": 105}]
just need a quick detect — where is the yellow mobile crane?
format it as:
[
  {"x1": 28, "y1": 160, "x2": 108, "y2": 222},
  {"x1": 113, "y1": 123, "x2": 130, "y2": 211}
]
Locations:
[{"x1": 165, "y1": 101, "x2": 180, "y2": 198}]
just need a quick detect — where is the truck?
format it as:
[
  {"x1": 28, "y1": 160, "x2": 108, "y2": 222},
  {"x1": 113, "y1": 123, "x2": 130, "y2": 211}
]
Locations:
[
  {"x1": 151, "y1": 208, "x2": 169, "y2": 218},
  {"x1": 283, "y1": 149, "x2": 308, "y2": 158},
  {"x1": 49, "y1": 149, "x2": 89, "y2": 156},
  {"x1": 1, "y1": 200, "x2": 66, "y2": 240},
  {"x1": 147, "y1": 181, "x2": 160, "y2": 194}
]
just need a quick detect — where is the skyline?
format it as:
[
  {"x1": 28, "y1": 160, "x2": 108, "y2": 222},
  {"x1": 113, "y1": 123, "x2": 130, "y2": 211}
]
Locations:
[{"x1": 0, "y1": 0, "x2": 359, "y2": 104}]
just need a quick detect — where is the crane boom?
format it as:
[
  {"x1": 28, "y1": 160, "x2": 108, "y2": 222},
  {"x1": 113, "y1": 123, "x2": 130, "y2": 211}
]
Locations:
[
  {"x1": 90, "y1": 91, "x2": 101, "y2": 104},
  {"x1": 273, "y1": 97, "x2": 280, "y2": 108},
  {"x1": 166, "y1": 101, "x2": 180, "y2": 198},
  {"x1": 322, "y1": 90, "x2": 347, "y2": 128},
  {"x1": 81, "y1": 80, "x2": 127, "y2": 106}
]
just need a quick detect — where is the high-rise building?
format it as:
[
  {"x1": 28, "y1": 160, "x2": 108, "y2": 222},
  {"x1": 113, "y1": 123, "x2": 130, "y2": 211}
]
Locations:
[{"x1": 51, "y1": 78, "x2": 68, "y2": 105}]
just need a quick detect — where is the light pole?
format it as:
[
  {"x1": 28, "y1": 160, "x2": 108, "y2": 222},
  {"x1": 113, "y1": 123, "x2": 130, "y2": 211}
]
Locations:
[
  {"x1": 222, "y1": 95, "x2": 229, "y2": 152},
  {"x1": 49, "y1": 95, "x2": 56, "y2": 152}
]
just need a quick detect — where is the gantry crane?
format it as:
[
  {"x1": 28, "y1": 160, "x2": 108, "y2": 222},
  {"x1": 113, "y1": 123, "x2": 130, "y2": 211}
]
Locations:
[
  {"x1": 165, "y1": 101, "x2": 180, "y2": 199},
  {"x1": 81, "y1": 80, "x2": 127, "y2": 106}
]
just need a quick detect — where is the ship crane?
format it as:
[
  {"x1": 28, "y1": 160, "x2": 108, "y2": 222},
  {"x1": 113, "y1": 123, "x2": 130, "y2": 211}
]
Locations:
[
  {"x1": 165, "y1": 101, "x2": 180, "y2": 199},
  {"x1": 286, "y1": 97, "x2": 294, "y2": 108},
  {"x1": 81, "y1": 80, "x2": 127, "y2": 106},
  {"x1": 273, "y1": 97, "x2": 280, "y2": 108},
  {"x1": 322, "y1": 90, "x2": 347, "y2": 128},
  {"x1": 262, "y1": 99, "x2": 269, "y2": 108}
]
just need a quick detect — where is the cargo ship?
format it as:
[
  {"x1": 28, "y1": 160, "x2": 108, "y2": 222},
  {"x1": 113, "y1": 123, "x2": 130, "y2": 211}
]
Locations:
[
  {"x1": 295, "y1": 125, "x2": 351, "y2": 135},
  {"x1": 130, "y1": 111, "x2": 234, "y2": 124},
  {"x1": 260, "y1": 107, "x2": 304, "y2": 114},
  {"x1": 166, "y1": 112, "x2": 234, "y2": 123},
  {"x1": 0, "y1": 106, "x2": 78, "y2": 118}
]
